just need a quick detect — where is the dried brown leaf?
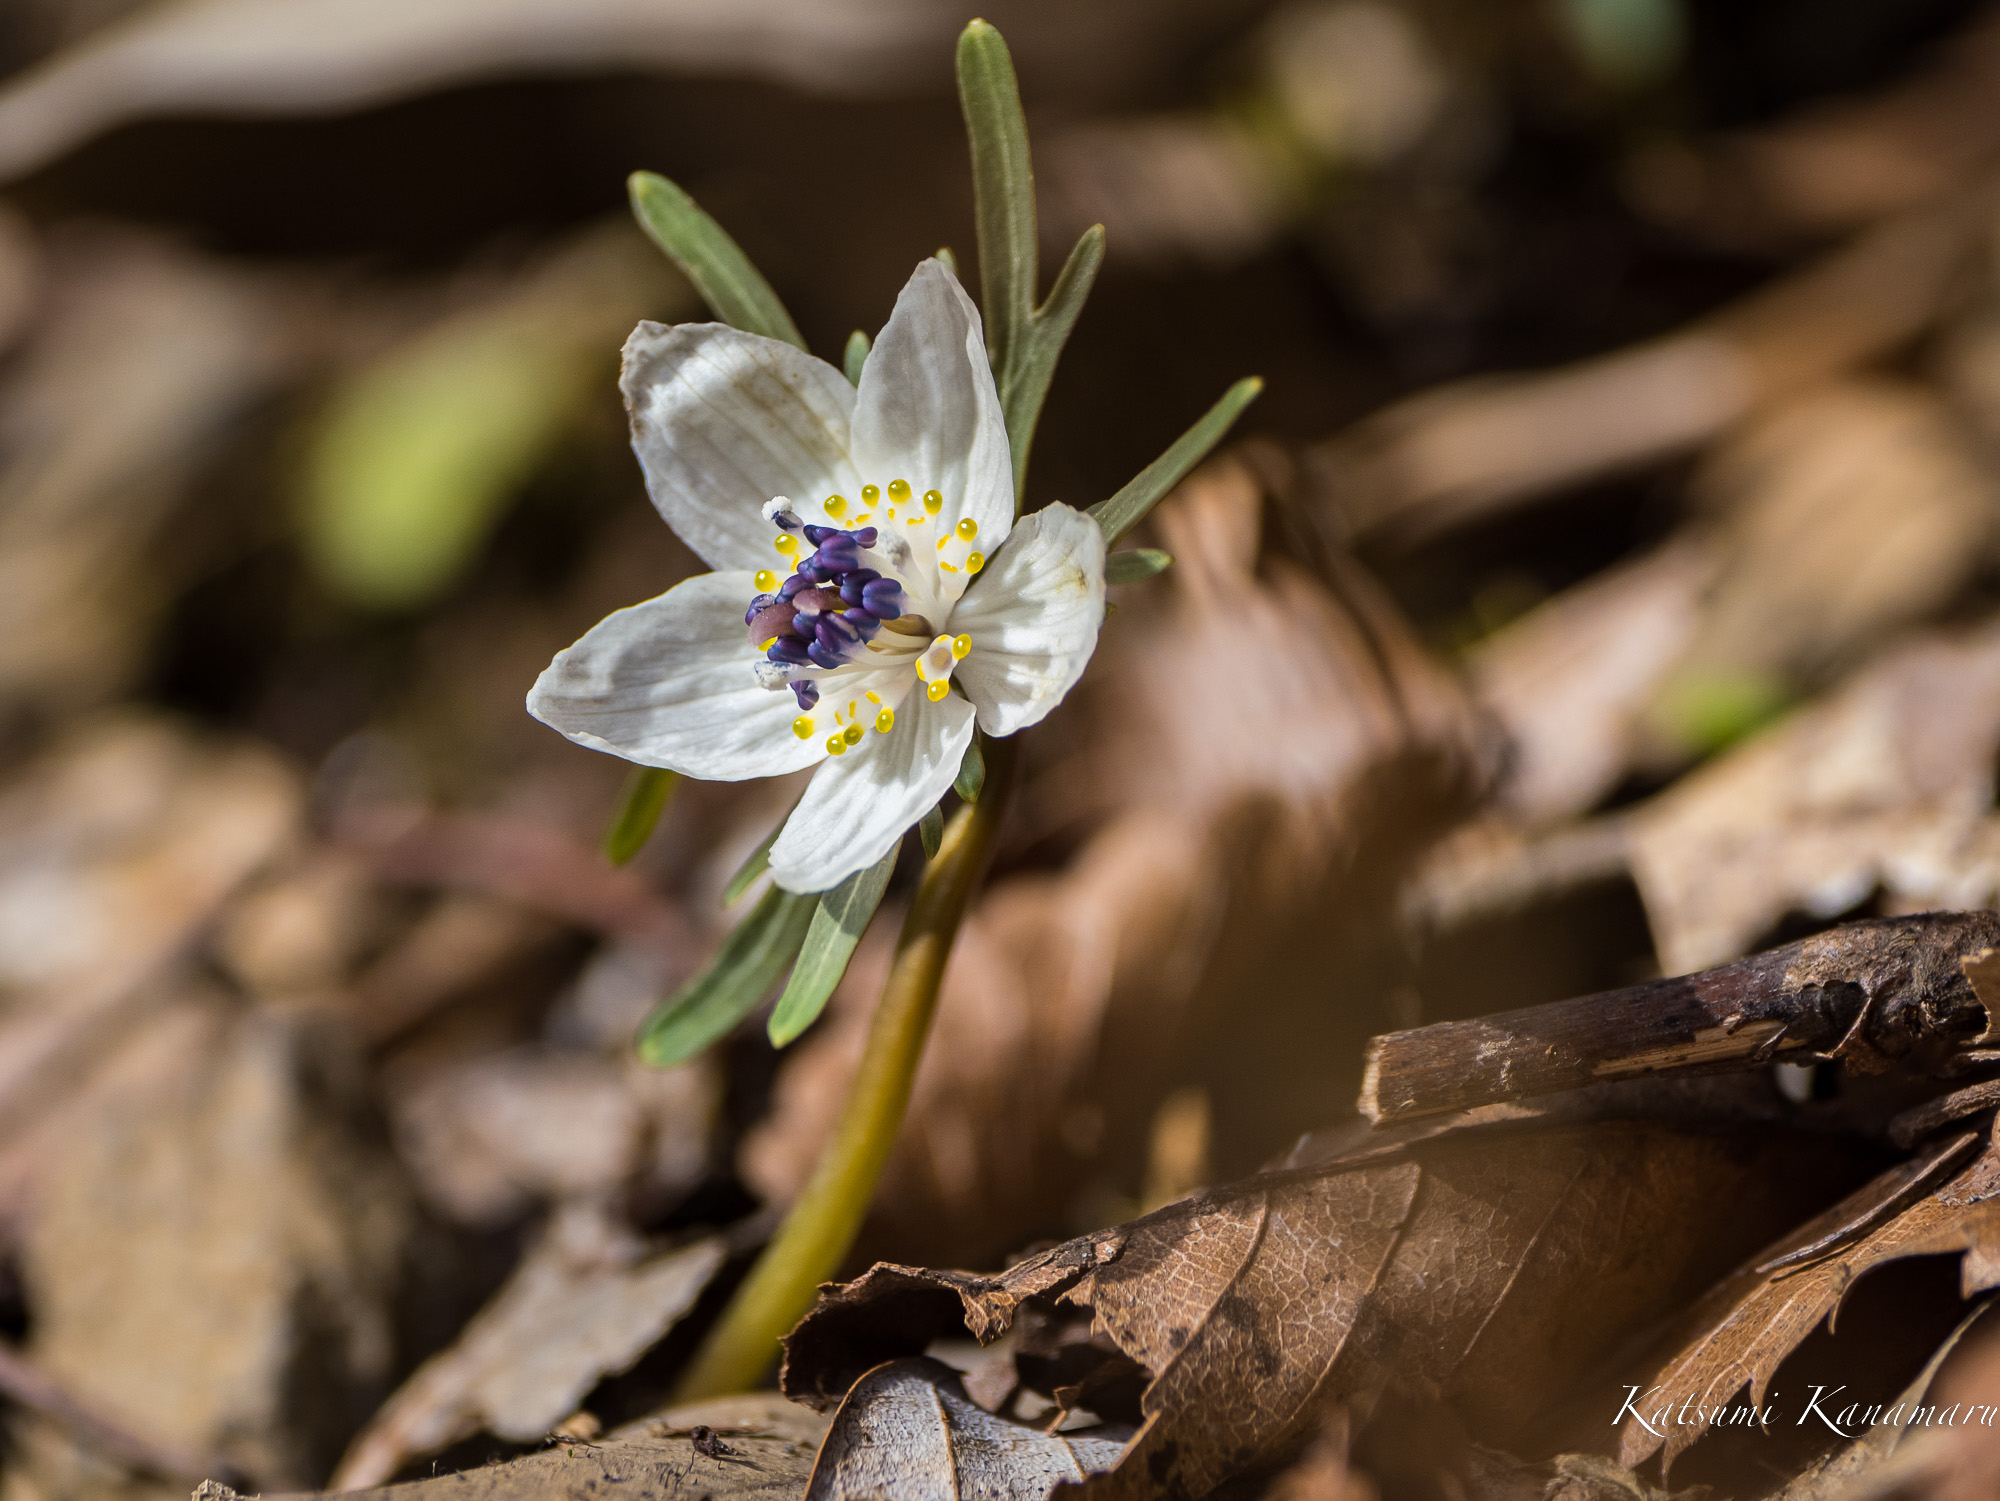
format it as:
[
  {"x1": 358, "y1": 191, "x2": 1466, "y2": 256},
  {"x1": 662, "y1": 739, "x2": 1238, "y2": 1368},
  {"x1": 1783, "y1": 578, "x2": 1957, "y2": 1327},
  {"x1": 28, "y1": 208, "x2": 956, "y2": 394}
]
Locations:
[
  {"x1": 1630, "y1": 621, "x2": 2000, "y2": 974},
  {"x1": 1619, "y1": 1136, "x2": 2000, "y2": 1472},
  {"x1": 803, "y1": 1357, "x2": 1126, "y2": 1500},
  {"x1": 332, "y1": 1205, "x2": 726, "y2": 1489},
  {"x1": 786, "y1": 1121, "x2": 1854, "y2": 1500},
  {"x1": 264, "y1": 1393, "x2": 825, "y2": 1501}
]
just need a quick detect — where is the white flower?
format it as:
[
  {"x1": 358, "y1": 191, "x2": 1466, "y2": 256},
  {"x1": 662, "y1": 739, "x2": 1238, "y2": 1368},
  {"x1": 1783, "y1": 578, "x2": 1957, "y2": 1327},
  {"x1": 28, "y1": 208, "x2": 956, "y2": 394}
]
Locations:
[{"x1": 528, "y1": 260, "x2": 1107, "y2": 893}]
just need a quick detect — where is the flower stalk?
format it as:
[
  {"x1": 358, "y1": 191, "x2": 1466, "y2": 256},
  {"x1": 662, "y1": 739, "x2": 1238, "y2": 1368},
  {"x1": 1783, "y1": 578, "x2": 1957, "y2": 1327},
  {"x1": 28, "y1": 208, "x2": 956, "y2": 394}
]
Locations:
[{"x1": 671, "y1": 737, "x2": 1018, "y2": 1400}]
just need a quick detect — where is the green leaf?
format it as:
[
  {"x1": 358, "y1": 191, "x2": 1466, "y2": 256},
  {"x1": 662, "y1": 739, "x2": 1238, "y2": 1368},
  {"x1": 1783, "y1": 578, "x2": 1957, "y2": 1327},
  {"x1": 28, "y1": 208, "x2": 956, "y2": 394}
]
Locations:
[
  {"x1": 603, "y1": 767, "x2": 678, "y2": 865},
  {"x1": 722, "y1": 818, "x2": 787, "y2": 907},
  {"x1": 627, "y1": 171, "x2": 805, "y2": 349},
  {"x1": 300, "y1": 232, "x2": 672, "y2": 611},
  {"x1": 954, "y1": 737, "x2": 985, "y2": 805},
  {"x1": 766, "y1": 846, "x2": 899, "y2": 1047},
  {"x1": 1001, "y1": 226, "x2": 1104, "y2": 499},
  {"x1": 1105, "y1": 548, "x2": 1173, "y2": 585},
  {"x1": 843, "y1": 330, "x2": 870, "y2": 387},
  {"x1": 919, "y1": 805, "x2": 944, "y2": 859},
  {"x1": 636, "y1": 885, "x2": 817, "y2": 1066},
  {"x1": 1088, "y1": 377, "x2": 1263, "y2": 546},
  {"x1": 956, "y1": 20, "x2": 1036, "y2": 404}
]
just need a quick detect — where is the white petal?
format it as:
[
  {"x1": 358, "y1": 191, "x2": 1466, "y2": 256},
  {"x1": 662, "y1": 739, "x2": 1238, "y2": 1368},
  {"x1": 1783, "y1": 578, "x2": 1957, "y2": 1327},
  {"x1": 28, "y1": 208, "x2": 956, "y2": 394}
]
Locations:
[
  {"x1": 768, "y1": 689, "x2": 976, "y2": 892},
  {"x1": 623, "y1": 322, "x2": 860, "y2": 573},
  {"x1": 528, "y1": 572, "x2": 825, "y2": 780},
  {"x1": 949, "y1": 502, "x2": 1107, "y2": 737},
  {"x1": 851, "y1": 261, "x2": 1014, "y2": 559}
]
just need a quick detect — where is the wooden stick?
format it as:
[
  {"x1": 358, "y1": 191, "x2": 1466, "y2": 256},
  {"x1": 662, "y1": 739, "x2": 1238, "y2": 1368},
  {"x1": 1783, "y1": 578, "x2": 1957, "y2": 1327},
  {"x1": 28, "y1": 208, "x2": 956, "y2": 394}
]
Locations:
[{"x1": 1360, "y1": 912, "x2": 2000, "y2": 1125}]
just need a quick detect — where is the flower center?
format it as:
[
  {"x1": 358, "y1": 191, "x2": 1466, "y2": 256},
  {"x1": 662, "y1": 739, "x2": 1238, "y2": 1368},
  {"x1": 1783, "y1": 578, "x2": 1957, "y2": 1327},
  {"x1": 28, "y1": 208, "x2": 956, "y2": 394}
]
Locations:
[{"x1": 743, "y1": 479, "x2": 981, "y2": 755}]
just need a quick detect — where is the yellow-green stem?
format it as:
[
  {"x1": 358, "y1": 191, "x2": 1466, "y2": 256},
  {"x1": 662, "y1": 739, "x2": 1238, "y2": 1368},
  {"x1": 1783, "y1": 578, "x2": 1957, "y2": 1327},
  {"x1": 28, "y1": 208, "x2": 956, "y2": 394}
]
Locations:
[{"x1": 671, "y1": 738, "x2": 1017, "y2": 1400}]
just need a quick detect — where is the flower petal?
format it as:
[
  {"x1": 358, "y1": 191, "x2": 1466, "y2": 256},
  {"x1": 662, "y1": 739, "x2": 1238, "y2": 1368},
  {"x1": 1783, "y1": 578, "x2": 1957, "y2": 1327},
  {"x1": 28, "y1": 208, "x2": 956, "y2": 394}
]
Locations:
[
  {"x1": 851, "y1": 261, "x2": 1013, "y2": 563},
  {"x1": 528, "y1": 572, "x2": 825, "y2": 780},
  {"x1": 768, "y1": 688, "x2": 976, "y2": 892},
  {"x1": 623, "y1": 322, "x2": 860, "y2": 572},
  {"x1": 949, "y1": 502, "x2": 1107, "y2": 736}
]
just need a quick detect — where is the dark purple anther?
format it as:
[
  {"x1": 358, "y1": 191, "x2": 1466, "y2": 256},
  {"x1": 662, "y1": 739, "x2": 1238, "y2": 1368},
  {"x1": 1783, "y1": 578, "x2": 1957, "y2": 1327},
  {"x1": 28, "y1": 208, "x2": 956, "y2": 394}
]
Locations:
[
  {"x1": 745, "y1": 598, "x2": 797, "y2": 645},
  {"x1": 766, "y1": 635, "x2": 811, "y2": 666},
  {"x1": 851, "y1": 527, "x2": 878, "y2": 547},
  {"x1": 838, "y1": 568, "x2": 881, "y2": 607},
  {"x1": 814, "y1": 536, "x2": 862, "y2": 574},
  {"x1": 815, "y1": 613, "x2": 863, "y2": 655},
  {"x1": 843, "y1": 608, "x2": 880, "y2": 640},
  {"x1": 803, "y1": 524, "x2": 838, "y2": 546},
  {"x1": 772, "y1": 510, "x2": 802, "y2": 531},
  {"x1": 860, "y1": 578, "x2": 903, "y2": 618},
  {"x1": 792, "y1": 680, "x2": 820, "y2": 710},
  {"x1": 806, "y1": 641, "x2": 843, "y2": 670},
  {"x1": 778, "y1": 573, "x2": 809, "y2": 601}
]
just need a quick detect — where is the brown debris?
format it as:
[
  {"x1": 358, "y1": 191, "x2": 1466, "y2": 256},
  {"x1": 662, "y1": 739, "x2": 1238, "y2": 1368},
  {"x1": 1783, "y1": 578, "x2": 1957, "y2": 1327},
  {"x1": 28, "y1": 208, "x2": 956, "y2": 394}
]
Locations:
[
  {"x1": 1361, "y1": 912, "x2": 2000, "y2": 1124},
  {"x1": 785, "y1": 1120, "x2": 1854, "y2": 1498}
]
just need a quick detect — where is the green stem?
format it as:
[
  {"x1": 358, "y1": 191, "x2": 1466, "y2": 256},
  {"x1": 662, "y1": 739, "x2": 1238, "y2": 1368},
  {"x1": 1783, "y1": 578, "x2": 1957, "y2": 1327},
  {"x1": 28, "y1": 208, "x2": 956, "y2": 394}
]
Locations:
[{"x1": 671, "y1": 738, "x2": 1018, "y2": 1400}]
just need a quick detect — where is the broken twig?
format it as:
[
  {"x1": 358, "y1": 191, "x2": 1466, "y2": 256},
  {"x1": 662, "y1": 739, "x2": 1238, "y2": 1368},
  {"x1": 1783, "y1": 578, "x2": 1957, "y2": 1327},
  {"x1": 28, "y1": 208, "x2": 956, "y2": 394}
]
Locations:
[{"x1": 1361, "y1": 912, "x2": 2000, "y2": 1124}]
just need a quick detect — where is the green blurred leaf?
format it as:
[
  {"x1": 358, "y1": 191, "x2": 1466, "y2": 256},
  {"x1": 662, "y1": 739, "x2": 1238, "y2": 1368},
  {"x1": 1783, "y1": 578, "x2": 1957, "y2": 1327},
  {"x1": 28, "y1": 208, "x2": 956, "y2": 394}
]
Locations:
[
  {"x1": 300, "y1": 229, "x2": 676, "y2": 611},
  {"x1": 1089, "y1": 378, "x2": 1263, "y2": 546},
  {"x1": 1655, "y1": 670, "x2": 1792, "y2": 758},
  {"x1": 636, "y1": 885, "x2": 817, "y2": 1066},
  {"x1": 604, "y1": 767, "x2": 678, "y2": 865},
  {"x1": 843, "y1": 330, "x2": 870, "y2": 387},
  {"x1": 628, "y1": 170, "x2": 805, "y2": 349},
  {"x1": 1105, "y1": 548, "x2": 1173, "y2": 585},
  {"x1": 954, "y1": 736, "x2": 985, "y2": 805},
  {"x1": 722, "y1": 817, "x2": 788, "y2": 907},
  {"x1": 767, "y1": 845, "x2": 898, "y2": 1048},
  {"x1": 919, "y1": 805, "x2": 944, "y2": 859}
]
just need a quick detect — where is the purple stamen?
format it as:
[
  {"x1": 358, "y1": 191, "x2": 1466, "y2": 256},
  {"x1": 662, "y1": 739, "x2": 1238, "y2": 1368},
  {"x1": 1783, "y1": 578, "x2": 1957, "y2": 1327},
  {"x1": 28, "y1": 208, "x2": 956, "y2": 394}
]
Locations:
[
  {"x1": 791, "y1": 680, "x2": 820, "y2": 710},
  {"x1": 743, "y1": 592, "x2": 777, "y2": 626},
  {"x1": 860, "y1": 578, "x2": 904, "y2": 619},
  {"x1": 815, "y1": 613, "x2": 863, "y2": 655},
  {"x1": 851, "y1": 527, "x2": 878, "y2": 547},
  {"x1": 778, "y1": 573, "x2": 809, "y2": 601},
  {"x1": 843, "y1": 608, "x2": 880, "y2": 640},
  {"x1": 805, "y1": 641, "x2": 844, "y2": 670},
  {"x1": 838, "y1": 568, "x2": 881, "y2": 607},
  {"x1": 766, "y1": 635, "x2": 812, "y2": 666},
  {"x1": 803, "y1": 524, "x2": 838, "y2": 546},
  {"x1": 814, "y1": 536, "x2": 862, "y2": 573}
]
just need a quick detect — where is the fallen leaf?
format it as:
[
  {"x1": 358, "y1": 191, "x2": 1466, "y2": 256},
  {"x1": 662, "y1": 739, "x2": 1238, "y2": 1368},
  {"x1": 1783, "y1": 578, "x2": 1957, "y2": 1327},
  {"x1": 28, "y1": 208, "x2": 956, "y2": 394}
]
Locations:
[
  {"x1": 1468, "y1": 538, "x2": 1715, "y2": 824},
  {"x1": 785, "y1": 1120, "x2": 1857, "y2": 1500},
  {"x1": 21, "y1": 999, "x2": 416, "y2": 1492},
  {"x1": 804, "y1": 1357, "x2": 1127, "y2": 1500},
  {"x1": 1645, "y1": 378, "x2": 1997, "y2": 754},
  {"x1": 332, "y1": 1203, "x2": 726, "y2": 1489},
  {"x1": 1628, "y1": 619, "x2": 2000, "y2": 974},
  {"x1": 269, "y1": 1392, "x2": 824, "y2": 1501},
  {"x1": 1618, "y1": 1133, "x2": 2000, "y2": 1472}
]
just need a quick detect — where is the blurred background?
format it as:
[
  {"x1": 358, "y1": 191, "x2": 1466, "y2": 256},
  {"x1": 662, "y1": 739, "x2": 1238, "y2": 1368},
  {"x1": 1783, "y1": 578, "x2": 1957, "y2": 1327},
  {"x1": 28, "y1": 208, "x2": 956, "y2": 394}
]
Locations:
[{"x1": 1, "y1": 0, "x2": 1999, "y2": 1493}]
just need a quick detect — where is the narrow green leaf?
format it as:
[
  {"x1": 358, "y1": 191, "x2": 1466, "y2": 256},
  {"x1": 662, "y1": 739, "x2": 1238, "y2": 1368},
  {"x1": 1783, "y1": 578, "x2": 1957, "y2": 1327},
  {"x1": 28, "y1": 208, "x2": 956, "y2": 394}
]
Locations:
[
  {"x1": 767, "y1": 846, "x2": 899, "y2": 1047},
  {"x1": 604, "y1": 767, "x2": 678, "y2": 865},
  {"x1": 919, "y1": 805, "x2": 944, "y2": 859},
  {"x1": 627, "y1": 171, "x2": 805, "y2": 349},
  {"x1": 722, "y1": 818, "x2": 787, "y2": 907},
  {"x1": 1088, "y1": 378, "x2": 1263, "y2": 546},
  {"x1": 954, "y1": 736, "x2": 985, "y2": 805},
  {"x1": 843, "y1": 330, "x2": 870, "y2": 387},
  {"x1": 636, "y1": 885, "x2": 818, "y2": 1066},
  {"x1": 1003, "y1": 225, "x2": 1104, "y2": 503},
  {"x1": 1105, "y1": 549, "x2": 1173, "y2": 586},
  {"x1": 956, "y1": 21, "x2": 1036, "y2": 393}
]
